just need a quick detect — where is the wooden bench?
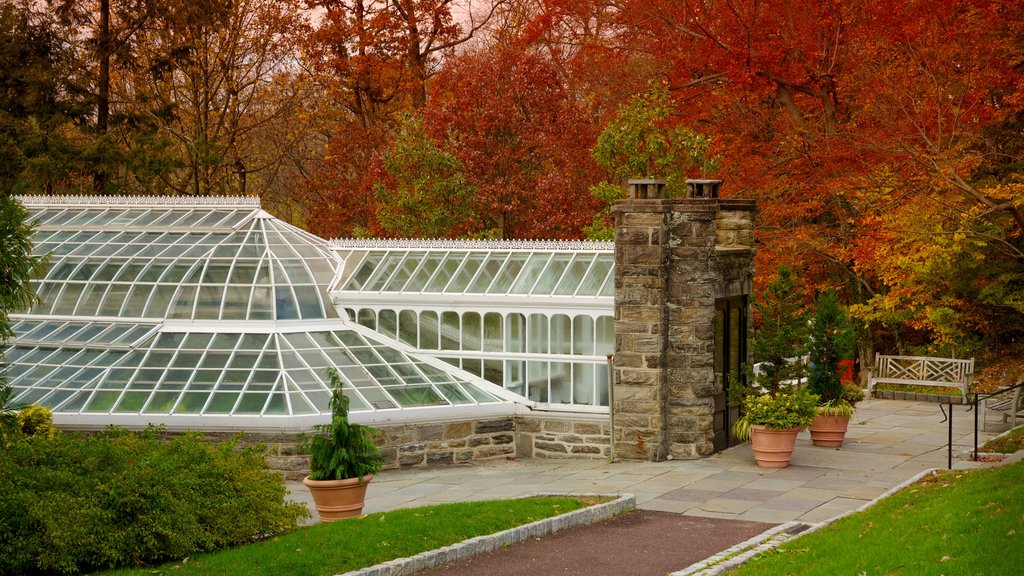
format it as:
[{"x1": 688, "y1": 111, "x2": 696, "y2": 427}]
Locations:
[
  {"x1": 984, "y1": 385, "x2": 1024, "y2": 430},
  {"x1": 867, "y1": 355, "x2": 974, "y2": 402}
]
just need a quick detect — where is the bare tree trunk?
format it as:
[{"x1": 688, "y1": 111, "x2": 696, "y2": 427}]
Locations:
[{"x1": 94, "y1": 0, "x2": 110, "y2": 194}]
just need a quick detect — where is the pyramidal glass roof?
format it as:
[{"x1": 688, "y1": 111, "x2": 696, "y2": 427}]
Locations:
[
  {"x1": 4, "y1": 196, "x2": 524, "y2": 430},
  {"x1": 330, "y1": 239, "x2": 615, "y2": 298}
]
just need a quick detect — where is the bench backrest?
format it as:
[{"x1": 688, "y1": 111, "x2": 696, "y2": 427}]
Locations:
[{"x1": 874, "y1": 355, "x2": 974, "y2": 384}]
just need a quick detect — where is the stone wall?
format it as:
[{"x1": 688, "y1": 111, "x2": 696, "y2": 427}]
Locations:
[
  {"x1": 515, "y1": 416, "x2": 611, "y2": 459},
  {"x1": 612, "y1": 193, "x2": 756, "y2": 462},
  {"x1": 190, "y1": 415, "x2": 611, "y2": 480}
]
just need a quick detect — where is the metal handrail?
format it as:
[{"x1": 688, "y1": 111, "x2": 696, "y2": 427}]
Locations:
[{"x1": 971, "y1": 381, "x2": 1024, "y2": 460}]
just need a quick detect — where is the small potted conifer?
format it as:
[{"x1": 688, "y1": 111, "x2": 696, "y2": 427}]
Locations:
[
  {"x1": 733, "y1": 265, "x2": 820, "y2": 468},
  {"x1": 806, "y1": 289, "x2": 859, "y2": 448},
  {"x1": 302, "y1": 369, "x2": 385, "y2": 522}
]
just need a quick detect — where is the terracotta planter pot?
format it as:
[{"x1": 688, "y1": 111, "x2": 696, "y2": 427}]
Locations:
[
  {"x1": 809, "y1": 412, "x2": 851, "y2": 448},
  {"x1": 303, "y1": 474, "x2": 373, "y2": 522},
  {"x1": 749, "y1": 425, "x2": 801, "y2": 468}
]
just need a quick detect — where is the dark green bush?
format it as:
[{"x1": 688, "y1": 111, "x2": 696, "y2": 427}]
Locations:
[{"x1": 0, "y1": 427, "x2": 308, "y2": 575}]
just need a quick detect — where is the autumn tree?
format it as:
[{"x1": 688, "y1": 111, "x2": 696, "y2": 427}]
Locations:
[
  {"x1": 372, "y1": 115, "x2": 476, "y2": 237},
  {"x1": 422, "y1": 44, "x2": 603, "y2": 238}
]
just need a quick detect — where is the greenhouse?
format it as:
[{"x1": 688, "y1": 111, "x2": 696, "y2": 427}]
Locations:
[
  {"x1": 3, "y1": 196, "x2": 526, "y2": 430},
  {"x1": 331, "y1": 239, "x2": 614, "y2": 411}
]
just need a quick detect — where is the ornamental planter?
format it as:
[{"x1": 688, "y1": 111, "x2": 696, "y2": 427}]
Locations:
[
  {"x1": 749, "y1": 425, "x2": 802, "y2": 468},
  {"x1": 303, "y1": 474, "x2": 373, "y2": 522},
  {"x1": 809, "y1": 412, "x2": 851, "y2": 448}
]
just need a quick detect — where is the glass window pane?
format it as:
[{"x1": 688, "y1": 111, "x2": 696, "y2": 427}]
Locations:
[
  {"x1": 419, "y1": 311, "x2": 439, "y2": 350},
  {"x1": 488, "y1": 253, "x2": 527, "y2": 294},
  {"x1": 528, "y1": 314, "x2": 548, "y2": 354},
  {"x1": 398, "y1": 310, "x2": 418, "y2": 346},
  {"x1": 550, "y1": 314, "x2": 571, "y2": 354},
  {"x1": 550, "y1": 362, "x2": 571, "y2": 403},
  {"x1": 483, "y1": 312, "x2": 502, "y2": 352},
  {"x1": 577, "y1": 256, "x2": 613, "y2": 296},
  {"x1": 573, "y1": 363, "x2": 596, "y2": 405},
  {"x1": 441, "y1": 311, "x2": 460, "y2": 350},
  {"x1": 378, "y1": 309, "x2": 398, "y2": 339},
  {"x1": 573, "y1": 316, "x2": 595, "y2": 356},
  {"x1": 509, "y1": 254, "x2": 551, "y2": 294},
  {"x1": 596, "y1": 316, "x2": 614, "y2": 355},
  {"x1": 468, "y1": 253, "x2": 507, "y2": 293},
  {"x1": 554, "y1": 254, "x2": 595, "y2": 295},
  {"x1": 423, "y1": 253, "x2": 464, "y2": 292},
  {"x1": 404, "y1": 254, "x2": 442, "y2": 291},
  {"x1": 357, "y1": 309, "x2": 376, "y2": 330},
  {"x1": 446, "y1": 254, "x2": 484, "y2": 293},
  {"x1": 507, "y1": 313, "x2": 525, "y2": 353},
  {"x1": 462, "y1": 312, "x2": 481, "y2": 351},
  {"x1": 531, "y1": 254, "x2": 571, "y2": 294}
]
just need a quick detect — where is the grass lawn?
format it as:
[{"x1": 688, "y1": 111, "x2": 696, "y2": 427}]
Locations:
[
  {"x1": 873, "y1": 382, "x2": 963, "y2": 396},
  {"x1": 732, "y1": 460, "x2": 1024, "y2": 575},
  {"x1": 97, "y1": 496, "x2": 592, "y2": 576},
  {"x1": 981, "y1": 425, "x2": 1024, "y2": 454}
]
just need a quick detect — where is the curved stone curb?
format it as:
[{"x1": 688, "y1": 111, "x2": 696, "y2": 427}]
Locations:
[
  {"x1": 338, "y1": 493, "x2": 635, "y2": 576},
  {"x1": 673, "y1": 468, "x2": 940, "y2": 576}
]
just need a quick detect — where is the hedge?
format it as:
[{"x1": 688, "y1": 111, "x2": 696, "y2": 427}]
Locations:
[{"x1": 0, "y1": 427, "x2": 309, "y2": 575}]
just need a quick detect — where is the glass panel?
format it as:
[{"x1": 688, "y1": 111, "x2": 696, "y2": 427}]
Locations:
[
  {"x1": 573, "y1": 316, "x2": 595, "y2": 356},
  {"x1": 531, "y1": 253, "x2": 571, "y2": 294},
  {"x1": 509, "y1": 253, "x2": 551, "y2": 294},
  {"x1": 419, "y1": 311, "x2": 439, "y2": 350},
  {"x1": 468, "y1": 253, "x2": 507, "y2": 293},
  {"x1": 528, "y1": 314, "x2": 548, "y2": 354},
  {"x1": 343, "y1": 254, "x2": 382, "y2": 290},
  {"x1": 446, "y1": 253, "x2": 484, "y2": 293},
  {"x1": 554, "y1": 254, "x2": 595, "y2": 295},
  {"x1": 596, "y1": 316, "x2": 614, "y2": 355},
  {"x1": 573, "y1": 363, "x2": 595, "y2": 405},
  {"x1": 357, "y1": 309, "x2": 376, "y2": 330},
  {"x1": 388, "y1": 386, "x2": 445, "y2": 407},
  {"x1": 577, "y1": 256, "x2": 613, "y2": 296},
  {"x1": 483, "y1": 359, "x2": 503, "y2": 386},
  {"x1": 365, "y1": 252, "x2": 406, "y2": 291},
  {"x1": 398, "y1": 310, "x2": 418, "y2": 346},
  {"x1": 378, "y1": 309, "x2": 398, "y2": 339},
  {"x1": 294, "y1": 286, "x2": 325, "y2": 319},
  {"x1": 483, "y1": 313, "x2": 502, "y2": 352},
  {"x1": 425, "y1": 253, "x2": 465, "y2": 292},
  {"x1": 274, "y1": 286, "x2": 299, "y2": 320},
  {"x1": 550, "y1": 362, "x2": 571, "y2": 403},
  {"x1": 404, "y1": 254, "x2": 442, "y2": 291},
  {"x1": 383, "y1": 255, "x2": 419, "y2": 291},
  {"x1": 527, "y1": 361, "x2": 548, "y2": 402},
  {"x1": 550, "y1": 314, "x2": 571, "y2": 354},
  {"x1": 507, "y1": 313, "x2": 525, "y2": 353},
  {"x1": 440, "y1": 311, "x2": 460, "y2": 351},
  {"x1": 462, "y1": 312, "x2": 481, "y2": 351},
  {"x1": 487, "y1": 253, "x2": 527, "y2": 294}
]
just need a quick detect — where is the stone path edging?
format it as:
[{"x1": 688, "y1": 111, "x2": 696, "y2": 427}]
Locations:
[
  {"x1": 337, "y1": 493, "x2": 635, "y2": 576},
  {"x1": 672, "y1": 468, "x2": 940, "y2": 576}
]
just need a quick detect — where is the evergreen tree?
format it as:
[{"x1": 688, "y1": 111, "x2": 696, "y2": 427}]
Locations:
[{"x1": 751, "y1": 265, "x2": 808, "y2": 396}]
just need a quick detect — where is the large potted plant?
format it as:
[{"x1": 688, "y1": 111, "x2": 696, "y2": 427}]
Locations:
[
  {"x1": 733, "y1": 265, "x2": 820, "y2": 468},
  {"x1": 302, "y1": 369, "x2": 385, "y2": 522},
  {"x1": 806, "y1": 289, "x2": 859, "y2": 448}
]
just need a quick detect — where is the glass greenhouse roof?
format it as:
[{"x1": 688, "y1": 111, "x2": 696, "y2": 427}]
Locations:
[
  {"x1": 29, "y1": 199, "x2": 339, "y2": 321},
  {"x1": 330, "y1": 239, "x2": 615, "y2": 298},
  {"x1": 4, "y1": 197, "x2": 524, "y2": 430}
]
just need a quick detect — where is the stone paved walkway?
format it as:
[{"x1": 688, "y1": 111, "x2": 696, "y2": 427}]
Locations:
[{"x1": 287, "y1": 399, "x2": 1009, "y2": 527}]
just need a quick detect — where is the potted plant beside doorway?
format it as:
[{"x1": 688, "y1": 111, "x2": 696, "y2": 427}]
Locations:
[
  {"x1": 302, "y1": 369, "x2": 385, "y2": 522},
  {"x1": 732, "y1": 265, "x2": 819, "y2": 467},
  {"x1": 806, "y1": 289, "x2": 861, "y2": 448}
]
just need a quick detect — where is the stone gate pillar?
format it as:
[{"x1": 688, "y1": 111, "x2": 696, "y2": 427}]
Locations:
[{"x1": 612, "y1": 179, "x2": 755, "y2": 461}]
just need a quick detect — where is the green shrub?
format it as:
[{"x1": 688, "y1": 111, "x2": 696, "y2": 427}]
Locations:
[
  {"x1": 0, "y1": 427, "x2": 308, "y2": 575},
  {"x1": 15, "y1": 404, "x2": 56, "y2": 439}
]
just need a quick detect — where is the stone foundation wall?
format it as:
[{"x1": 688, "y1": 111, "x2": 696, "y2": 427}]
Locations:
[
  {"x1": 170, "y1": 415, "x2": 611, "y2": 480},
  {"x1": 515, "y1": 416, "x2": 611, "y2": 459}
]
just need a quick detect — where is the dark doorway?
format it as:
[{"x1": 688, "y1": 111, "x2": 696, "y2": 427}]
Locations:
[{"x1": 713, "y1": 295, "x2": 747, "y2": 452}]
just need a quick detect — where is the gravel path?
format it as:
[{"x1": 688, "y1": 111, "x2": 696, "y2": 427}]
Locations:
[{"x1": 415, "y1": 510, "x2": 775, "y2": 576}]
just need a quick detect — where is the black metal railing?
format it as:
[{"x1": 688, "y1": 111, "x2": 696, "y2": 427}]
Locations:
[{"x1": 970, "y1": 381, "x2": 1024, "y2": 461}]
